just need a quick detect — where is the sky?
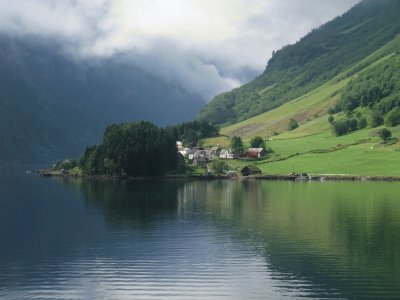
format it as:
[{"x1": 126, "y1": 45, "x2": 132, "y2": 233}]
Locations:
[{"x1": 0, "y1": 0, "x2": 360, "y2": 101}]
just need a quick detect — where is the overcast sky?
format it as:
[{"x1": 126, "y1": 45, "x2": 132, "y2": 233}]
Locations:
[{"x1": 0, "y1": 0, "x2": 361, "y2": 101}]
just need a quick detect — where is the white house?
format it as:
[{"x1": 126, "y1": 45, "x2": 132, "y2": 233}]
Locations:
[
  {"x1": 176, "y1": 141, "x2": 184, "y2": 151},
  {"x1": 178, "y1": 148, "x2": 192, "y2": 157},
  {"x1": 220, "y1": 149, "x2": 235, "y2": 159}
]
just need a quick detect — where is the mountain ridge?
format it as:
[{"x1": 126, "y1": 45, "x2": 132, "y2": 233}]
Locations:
[
  {"x1": 0, "y1": 35, "x2": 205, "y2": 163},
  {"x1": 199, "y1": 0, "x2": 400, "y2": 125}
]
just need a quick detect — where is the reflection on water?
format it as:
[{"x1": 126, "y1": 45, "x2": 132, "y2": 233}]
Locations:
[{"x1": 1, "y1": 173, "x2": 400, "y2": 299}]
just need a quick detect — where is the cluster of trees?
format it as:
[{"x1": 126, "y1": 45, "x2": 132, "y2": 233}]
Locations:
[
  {"x1": 173, "y1": 120, "x2": 219, "y2": 147},
  {"x1": 331, "y1": 53, "x2": 400, "y2": 136},
  {"x1": 378, "y1": 128, "x2": 392, "y2": 141},
  {"x1": 77, "y1": 120, "x2": 219, "y2": 176},
  {"x1": 250, "y1": 136, "x2": 266, "y2": 148},
  {"x1": 231, "y1": 136, "x2": 244, "y2": 154},
  {"x1": 339, "y1": 55, "x2": 400, "y2": 117},
  {"x1": 330, "y1": 113, "x2": 368, "y2": 136},
  {"x1": 79, "y1": 122, "x2": 178, "y2": 176},
  {"x1": 288, "y1": 118, "x2": 299, "y2": 131},
  {"x1": 53, "y1": 159, "x2": 78, "y2": 170},
  {"x1": 230, "y1": 135, "x2": 271, "y2": 155}
]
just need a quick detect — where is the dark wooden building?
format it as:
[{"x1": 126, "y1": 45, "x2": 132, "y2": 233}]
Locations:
[{"x1": 240, "y1": 165, "x2": 262, "y2": 176}]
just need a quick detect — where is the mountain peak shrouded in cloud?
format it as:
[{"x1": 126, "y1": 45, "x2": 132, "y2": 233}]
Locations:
[{"x1": 0, "y1": 0, "x2": 360, "y2": 101}]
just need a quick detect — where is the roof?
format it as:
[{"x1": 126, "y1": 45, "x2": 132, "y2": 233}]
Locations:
[
  {"x1": 194, "y1": 157, "x2": 209, "y2": 161},
  {"x1": 248, "y1": 148, "x2": 265, "y2": 153},
  {"x1": 220, "y1": 149, "x2": 232, "y2": 153},
  {"x1": 241, "y1": 165, "x2": 262, "y2": 172}
]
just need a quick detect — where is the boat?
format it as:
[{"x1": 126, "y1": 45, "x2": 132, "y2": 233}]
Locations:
[{"x1": 295, "y1": 173, "x2": 312, "y2": 181}]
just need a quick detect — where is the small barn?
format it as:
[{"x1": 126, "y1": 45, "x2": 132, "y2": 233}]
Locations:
[
  {"x1": 241, "y1": 165, "x2": 262, "y2": 176},
  {"x1": 247, "y1": 148, "x2": 267, "y2": 159}
]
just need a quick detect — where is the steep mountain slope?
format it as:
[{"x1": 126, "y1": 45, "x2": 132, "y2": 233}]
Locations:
[
  {"x1": 202, "y1": 35, "x2": 400, "y2": 176},
  {"x1": 199, "y1": 0, "x2": 400, "y2": 125},
  {"x1": 0, "y1": 36, "x2": 204, "y2": 163}
]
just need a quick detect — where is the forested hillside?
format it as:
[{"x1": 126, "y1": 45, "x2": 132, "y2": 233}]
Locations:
[
  {"x1": 337, "y1": 53, "x2": 400, "y2": 127},
  {"x1": 77, "y1": 120, "x2": 219, "y2": 176},
  {"x1": 0, "y1": 36, "x2": 204, "y2": 164},
  {"x1": 199, "y1": 0, "x2": 400, "y2": 125}
]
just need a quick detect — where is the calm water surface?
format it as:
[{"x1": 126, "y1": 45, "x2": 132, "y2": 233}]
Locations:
[{"x1": 1, "y1": 167, "x2": 400, "y2": 299}]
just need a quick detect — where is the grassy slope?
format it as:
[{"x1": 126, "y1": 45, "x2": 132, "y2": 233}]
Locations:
[
  {"x1": 203, "y1": 37, "x2": 400, "y2": 176},
  {"x1": 199, "y1": 0, "x2": 400, "y2": 125}
]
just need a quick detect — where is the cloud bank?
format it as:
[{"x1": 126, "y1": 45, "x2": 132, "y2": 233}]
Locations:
[{"x1": 0, "y1": 0, "x2": 360, "y2": 100}]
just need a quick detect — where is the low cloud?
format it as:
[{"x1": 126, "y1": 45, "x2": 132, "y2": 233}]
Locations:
[{"x1": 0, "y1": 0, "x2": 360, "y2": 100}]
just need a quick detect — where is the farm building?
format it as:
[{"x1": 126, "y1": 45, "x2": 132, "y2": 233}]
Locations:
[
  {"x1": 247, "y1": 148, "x2": 267, "y2": 159},
  {"x1": 240, "y1": 165, "x2": 262, "y2": 176}
]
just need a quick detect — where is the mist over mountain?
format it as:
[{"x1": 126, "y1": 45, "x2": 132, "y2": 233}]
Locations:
[
  {"x1": 0, "y1": 0, "x2": 362, "y2": 164},
  {"x1": 0, "y1": 35, "x2": 204, "y2": 163}
]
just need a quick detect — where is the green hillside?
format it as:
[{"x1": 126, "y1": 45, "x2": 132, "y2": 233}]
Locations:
[
  {"x1": 203, "y1": 34, "x2": 400, "y2": 176},
  {"x1": 199, "y1": 0, "x2": 400, "y2": 125}
]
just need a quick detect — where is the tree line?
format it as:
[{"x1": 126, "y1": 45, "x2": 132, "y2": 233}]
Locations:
[
  {"x1": 330, "y1": 53, "x2": 400, "y2": 136},
  {"x1": 77, "y1": 120, "x2": 219, "y2": 176}
]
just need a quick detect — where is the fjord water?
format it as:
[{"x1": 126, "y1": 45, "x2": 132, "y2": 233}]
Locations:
[{"x1": 1, "y1": 169, "x2": 400, "y2": 299}]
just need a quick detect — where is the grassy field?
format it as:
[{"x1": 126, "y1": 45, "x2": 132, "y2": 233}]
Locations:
[
  {"x1": 215, "y1": 122, "x2": 400, "y2": 177},
  {"x1": 202, "y1": 38, "x2": 400, "y2": 177}
]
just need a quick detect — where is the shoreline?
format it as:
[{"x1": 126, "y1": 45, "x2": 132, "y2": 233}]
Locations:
[{"x1": 34, "y1": 169, "x2": 400, "y2": 182}]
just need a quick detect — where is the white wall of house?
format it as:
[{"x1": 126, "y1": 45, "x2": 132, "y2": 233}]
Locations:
[{"x1": 220, "y1": 150, "x2": 234, "y2": 159}]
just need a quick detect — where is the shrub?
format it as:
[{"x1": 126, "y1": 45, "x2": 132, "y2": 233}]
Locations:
[
  {"x1": 358, "y1": 116, "x2": 368, "y2": 129},
  {"x1": 378, "y1": 128, "x2": 392, "y2": 141},
  {"x1": 288, "y1": 118, "x2": 299, "y2": 131},
  {"x1": 212, "y1": 159, "x2": 228, "y2": 175},
  {"x1": 369, "y1": 110, "x2": 384, "y2": 127},
  {"x1": 385, "y1": 107, "x2": 400, "y2": 127},
  {"x1": 348, "y1": 118, "x2": 358, "y2": 132},
  {"x1": 332, "y1": 119, "x2": 350, "y2": 136}
]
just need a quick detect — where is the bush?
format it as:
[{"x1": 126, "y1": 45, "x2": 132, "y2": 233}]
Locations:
[
  {"x1": 369, "y1": 110, "x2": 384, "y2": 127},
  {"x1": 332, "y1": 119, "x2": 350, "y2": 136},
  {"x1": 328, "y1": 115, "x2": 334, "y2": 124},
  {"x1": 212, "y1": 159, "x2": 228, "y2": 175},
  {"x1": 348, "y1": 118, "x2": 358, "y2": 132},
  {"x1": 378, "y1": 128, "x2": 392, "y2": 141},
  {"x1": 385, "y1": 107, "x2": 400, "y2": 127},
  {"x1": 288, "y1": 118, "x2": 299, "y2": 131},
  {"x1": 358, "y1": 116, "x2": 368, "y2": 129},
  {"x1": 54, "y1": 159, "x2": 77, "y2": 170}
]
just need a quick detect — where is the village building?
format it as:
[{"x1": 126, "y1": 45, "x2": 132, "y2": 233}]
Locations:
[
  {"x1": 193, "y1": 157, "x2": 209, "y2": 167},
  {"x1": 176, "y1": 141, "x2": 184, "y2": 151},
  {"x1": 178, "y1": 148, "x2": 192, "y2": 157},
  {"x1": 185, "y1": 147, "x2": 201, "y2": 160},
  {"x1": 247, "y1": 148, "x2": 267, "y2": 159},
  {"x1": 210, "y1": 146, "x2": 222, "y2": 156},
  {"x1": 240, "y1": 165, "x2": 262, "y2": 176},
  {"x1": 220, "y1": 149, "x2": 235, "y2": 159},
  {"x1": 189, "y1": 148, "x2": 220, "y2": 161}
]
